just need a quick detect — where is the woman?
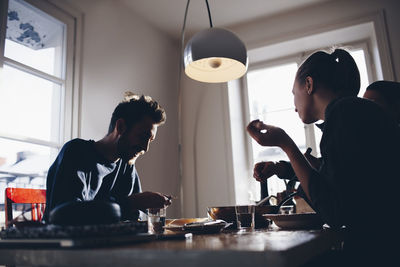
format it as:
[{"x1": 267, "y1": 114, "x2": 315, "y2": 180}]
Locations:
[{"x1": 247, "y1": 49, "x2": 398, "y2": 264}]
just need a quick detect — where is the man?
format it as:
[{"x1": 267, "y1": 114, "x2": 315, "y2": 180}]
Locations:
[{"x1": 44, "y1": 92, "x2": 171, "y2": 223}]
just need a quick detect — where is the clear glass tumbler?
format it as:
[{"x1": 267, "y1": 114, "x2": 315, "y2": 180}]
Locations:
[
  {"x1": 147, "y1": 207, "x2": 166, "y2": 234},
  {"x1": 235, "y1": 205, "x2": 255, "y2": 231}
]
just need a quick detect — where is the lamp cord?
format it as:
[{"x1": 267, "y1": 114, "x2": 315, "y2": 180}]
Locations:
[
  {"x1": 177, "y1": 0, "x2": 191, "y2": 218},
  {"x1": 205, "y1": 0, "x2": 213, "y2": 28},
  {"x1": 181, "y1": 0, "x2": 213, "y2": 48}
]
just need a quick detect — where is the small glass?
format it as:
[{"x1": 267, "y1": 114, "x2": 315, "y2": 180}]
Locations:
[
  {"x1": 235, "y1": 205, "x2": 255, "y2": 231},
  {"x1": 147, "y1": 207, "x2": 166, "y2": 234},
  {"x1": 279, "y1": 205, "x2": 294, "y2": 215}
]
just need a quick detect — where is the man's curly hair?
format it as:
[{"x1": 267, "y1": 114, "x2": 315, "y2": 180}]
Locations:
[{"x1": 108, "y1": 91, "x2": 166, "y2": 134}]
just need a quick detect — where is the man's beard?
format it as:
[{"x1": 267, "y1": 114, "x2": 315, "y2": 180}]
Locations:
[{"x1": 117, "y1": 134, "x2": 142, "y2": 164}]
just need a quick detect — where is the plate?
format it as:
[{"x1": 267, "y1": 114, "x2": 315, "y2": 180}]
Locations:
[
  {"x1": 164, "y1": 218, "x2": 208, "y2": 232},
  {"x1": 164, "y1": 218, "x2": 230, "y2": 234},
  {"x1": 263, "y1": 212, "x2": 323, "y2": 230}
]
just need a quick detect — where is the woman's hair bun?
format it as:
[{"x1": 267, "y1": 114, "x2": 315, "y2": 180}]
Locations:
[
  {"x1": 330, "y1": 49, "x2": 360, "y2": 96},
  {"x1": 296, "y1": 48, "x2": 360, "y2": 96}
]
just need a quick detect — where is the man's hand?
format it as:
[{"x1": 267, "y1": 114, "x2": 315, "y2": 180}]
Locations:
[
  {"x1": 246, "y1": 120, "x2": 291, "y2": 149},
  {"x1": 128, "y1": 191, "x2": 172, "y2": 211}
]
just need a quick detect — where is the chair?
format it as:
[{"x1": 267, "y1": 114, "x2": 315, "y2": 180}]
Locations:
[{"x1": 4, "y1": 187, "x2": 46, "y2": 228}]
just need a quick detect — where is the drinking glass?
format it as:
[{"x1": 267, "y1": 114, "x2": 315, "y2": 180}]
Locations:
[
  {"x1": 235, "y1": 205, "x2": 255, "y2": 231},
  {"x1": 147, "y1": 207, "x2": 166, "y2": 234}
]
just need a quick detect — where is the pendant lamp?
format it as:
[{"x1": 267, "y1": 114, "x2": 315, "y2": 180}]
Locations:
[{"x1": 182, "y1": 0, "x2": 248, "y2": 83}]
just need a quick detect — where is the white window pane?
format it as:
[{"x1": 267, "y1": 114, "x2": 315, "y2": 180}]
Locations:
[
  {"x1": 251, "y1": 110, "x2": 306, "y2": 197},
  {"x1": 267, "y1": 175, "x2": 287, "y2": 198},
  {"x1": 349, "y1": 49, "x2": 369, "y2": 97},
  {"x1": 0, "y1": 137, "x2": 55, "y2": 193},
  {"x1": 0, "y1": 137, "x2": 55, "y2": 174},
  {"x1": 0, "y1": 65, "x2": 62, "y2": 142},
  {"x1": 313, "y1": 123, "x2": 323, "y2": 156},
  {"x1": 252, "y1": 110, "x2": 306, "y2": 161},
  {"x1": 247, "y1": 62, "x2": 302, "y2": 199},
  {"x1": 5, "y1": 0, "x2": 65, "y2": 78},
  {"x1": 247, "y1": 63, "x2": 298, "y2": 114}
]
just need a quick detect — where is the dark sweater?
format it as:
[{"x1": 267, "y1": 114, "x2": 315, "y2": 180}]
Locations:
[{"x1": 44, "y1": 139, "x2": 142, "y2": 222}]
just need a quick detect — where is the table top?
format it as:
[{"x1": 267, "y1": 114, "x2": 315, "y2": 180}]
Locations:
[{"x1": 0, "y1": 226, "x2": 344, "y2": 267}]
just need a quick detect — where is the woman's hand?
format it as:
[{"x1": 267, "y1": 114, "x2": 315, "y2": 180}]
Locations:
[
  {"x1": 246, "y1": 120, "x2": 291, "y2": 148},
  {"x1": 253, "y1": 161, "x2": 276, "y2": 182},
  {"x1": 253, "y1": 161, "x2": 294, "y2": 182}
]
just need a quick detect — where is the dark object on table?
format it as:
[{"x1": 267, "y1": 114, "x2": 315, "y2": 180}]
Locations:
[
  {"x1": 207, "y1": 205, "x2": 279, "y2": 228},
  {"x1": 208, "y1": 192, "x2": 299, "y2": 228},
  {"x1": 0, "y1": 220, "x2": 147, "y2": 239},
  {"x1": 49, "y1": 200, "x2": 121, "y2": 226},
  {"x1": 183, "y1": 220, "x2": 231, "y2": 234},
  {"x1": 0, "y1": 221, "x2": 150, "y2": 248},
  {"x1": 13, "y1": 220, "x2": 46, "y2": 229}
]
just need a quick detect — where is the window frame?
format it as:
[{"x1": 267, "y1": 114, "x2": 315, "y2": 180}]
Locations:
[{"x1": 0, "y1": 0, "x2": 80, "y2": 151}]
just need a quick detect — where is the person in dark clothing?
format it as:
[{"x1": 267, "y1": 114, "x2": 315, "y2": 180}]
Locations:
[
  {"x1": 363, "y1": 80, "x2": 400, "y2": 125},
  {"x1": 247, "y1": 49, "x2": 399, "y2": 265},
  {"x1": 257, "y1": 80, "x2": 400, "y2": 198},
  {"x1": 44, "y1": 92, "x2": 172, "y2": 223}
]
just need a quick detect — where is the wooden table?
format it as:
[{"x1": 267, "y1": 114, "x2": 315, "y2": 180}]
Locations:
[{"x1": 0, "y1": 227, "x2": 344, "y2": 267}]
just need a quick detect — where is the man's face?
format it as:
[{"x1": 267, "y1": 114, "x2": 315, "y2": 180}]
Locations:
[{"x1": 117, "y1": 116, "x2": 158, "y2": 162}]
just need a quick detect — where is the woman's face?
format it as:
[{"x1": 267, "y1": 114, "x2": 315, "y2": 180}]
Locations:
[{"x1": 292, "y1": 77, "x2": 316, "y2": 124}]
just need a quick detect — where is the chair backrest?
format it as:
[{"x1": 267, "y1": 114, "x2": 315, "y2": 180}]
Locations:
[{"x1": 5, "y1": 187, "x2": 46, "y2": 228}]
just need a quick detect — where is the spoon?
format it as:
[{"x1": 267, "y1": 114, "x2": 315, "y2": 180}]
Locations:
[{"x1": 256, "y1": 195, "x2": 278, "y2": 206}]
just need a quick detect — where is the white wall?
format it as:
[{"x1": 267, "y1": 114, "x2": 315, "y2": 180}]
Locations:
[
  {"x1": 181, "y1": 0, "x2": 400, "y2": 217},
  {"x1": 180, "y1": 76, "x2": 236, "y2": 218},
  {"x1": 53, "y1": 0, "x2": 181, "y2": 218}
]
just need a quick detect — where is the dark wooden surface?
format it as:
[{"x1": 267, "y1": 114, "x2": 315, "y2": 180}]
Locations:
[{"x1": 0, "y1": 227, "x2": 344, "y2": 267}]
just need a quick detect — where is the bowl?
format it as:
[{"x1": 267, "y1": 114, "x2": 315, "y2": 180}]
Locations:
[{"x1": 207, "y1": 205, "x2": 279, "y2": 228}]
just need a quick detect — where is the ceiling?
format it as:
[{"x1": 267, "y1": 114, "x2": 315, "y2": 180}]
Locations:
[{"x1": 119, "y1": 0, "x2": 331, "y2": 40}]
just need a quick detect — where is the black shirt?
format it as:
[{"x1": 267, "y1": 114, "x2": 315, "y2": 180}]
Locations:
[
  {"x1": 306, "y1": 97, "x2": 399, "y2": 230},
  {"x1": 44, "y1": 139, "x2": 142, "y2": 222}
]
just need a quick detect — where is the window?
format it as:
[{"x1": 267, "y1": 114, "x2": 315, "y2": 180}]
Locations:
[
  {"x1": 0, "y1": 0, "x2": 78, "y2": 223},
  {"x1": 246, "y1": 46, "x2": 372, "y2": 198}
]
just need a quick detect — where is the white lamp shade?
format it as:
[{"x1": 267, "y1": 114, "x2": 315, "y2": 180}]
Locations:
[{"x1": 184, "y1": 28, "x2": 248, "y2": 83}]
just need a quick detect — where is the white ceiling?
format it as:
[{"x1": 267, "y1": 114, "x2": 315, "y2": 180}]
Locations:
[{"x1": 119, "y1": 0, "x2": 331, "y2": 40}]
